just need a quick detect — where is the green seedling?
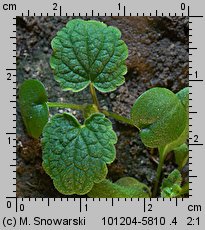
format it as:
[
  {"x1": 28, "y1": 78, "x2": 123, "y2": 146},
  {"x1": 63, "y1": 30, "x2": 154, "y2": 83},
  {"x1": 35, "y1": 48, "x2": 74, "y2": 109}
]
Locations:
[
  {"x1": 19, "y1": 19, "x2": 189, "y2": 197},
  {"x1": 161, "y1": 169, "x2": 188, "y2": 198},
  {"x1": 131, "y1": 87, "x2": 189, "y2": 196}
]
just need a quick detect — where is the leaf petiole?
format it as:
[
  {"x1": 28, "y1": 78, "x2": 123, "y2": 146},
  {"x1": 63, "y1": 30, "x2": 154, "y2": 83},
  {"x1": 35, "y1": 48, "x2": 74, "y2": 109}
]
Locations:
[
  {"x1": 47, "y1": 102, "x2": 86, "y2": 111},
  {"x1": 89, "y1": 83, "x2": 100, "y2": 109},
  {"x1": 101, "y1": 109, "x2": 135, "y2": 126},
  {"x1": 152, "y1": 147, "x2": 167, "y2": 197},
  {"x1": 47, "y1": 101, "x2": 135, "y2": 126}
]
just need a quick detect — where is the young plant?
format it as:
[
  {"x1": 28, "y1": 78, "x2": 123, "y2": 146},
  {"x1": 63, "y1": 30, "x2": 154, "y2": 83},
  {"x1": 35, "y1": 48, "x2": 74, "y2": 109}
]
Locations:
[
  {"x1": 131, "y1": 87, "x2": 189, "y2": 196},
  {"x1": 19, "y1": 19, "x2": 189, "y2": 198},
  {"x1": 161, "y1": 169, "x2": 189, "y2": 198}
]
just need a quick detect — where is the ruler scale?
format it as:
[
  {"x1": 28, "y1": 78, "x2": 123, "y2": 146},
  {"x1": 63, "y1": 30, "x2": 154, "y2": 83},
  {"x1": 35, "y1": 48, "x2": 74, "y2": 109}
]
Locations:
[{"x1": 0, "y1": 0, "x2": 204, "y2": 229}]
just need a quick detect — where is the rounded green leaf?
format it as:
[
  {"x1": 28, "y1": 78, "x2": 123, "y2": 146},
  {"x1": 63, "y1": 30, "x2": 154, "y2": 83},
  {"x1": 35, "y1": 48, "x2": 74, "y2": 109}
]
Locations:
[
  {"x1": 42, "y1": 113, "x2": 117, "y2": 195},
  {"x1": 50, "y1": 19, "x2": 128, "y2": 93},
  {"x1": 130, "y1": 88, "x2": 187, "y2": 148},
  {"x1": 88, "y1": 177, "x2": 151, "y2": 198},
  {"x1": 19, "y1": 79, "x2": 49, "y2": 139}
]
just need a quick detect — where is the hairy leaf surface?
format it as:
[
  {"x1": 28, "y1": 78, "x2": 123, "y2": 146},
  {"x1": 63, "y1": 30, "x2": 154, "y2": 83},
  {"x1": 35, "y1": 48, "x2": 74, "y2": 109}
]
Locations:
[
  {"x1": 50, "y1": 19, "x2": 128, "y2": 92},
  {"x1": 131, "y1": 87, "x2": 188, "y2": 148},
  {"x1": 19, "y1": 79, "x2": 49, "y2": 138},
  {"x1": 42, "y1": 113, "x2": 117, "y2": 195},
  {"x1": 88, "y1": 177, "x2": 151, "y2": 198}
]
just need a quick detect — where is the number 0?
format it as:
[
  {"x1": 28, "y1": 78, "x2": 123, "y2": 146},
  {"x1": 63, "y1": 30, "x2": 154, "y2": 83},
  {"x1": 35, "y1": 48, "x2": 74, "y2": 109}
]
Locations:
[
  {"x1": 7, "y1": 201, "x2": 12, "y2": 208},
  {"x1": 19, "y1": 203, "x2": 24, "y2": 211},
  {"x1": 181, "y1": 3, "x2": 186, "y2": 10}
]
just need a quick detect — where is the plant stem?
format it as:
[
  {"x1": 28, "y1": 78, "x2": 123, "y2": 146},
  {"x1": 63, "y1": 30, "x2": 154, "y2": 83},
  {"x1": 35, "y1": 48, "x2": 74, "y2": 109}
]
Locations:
[
  {"x1": 152, "y1": 148, "x2": 166, "y2": 197},
  {"x1": 101, "y1": 109, "x2": 134, "y2": 126},
  {"x1": 47, "y1": 101, "x2": 135, "y2": 126},
  {"x1": 89, "y1": 83, "x2": 100, "y2": 109},
  {"x1": 47, "y1": 102, "x2": 86, "y2": 111}
]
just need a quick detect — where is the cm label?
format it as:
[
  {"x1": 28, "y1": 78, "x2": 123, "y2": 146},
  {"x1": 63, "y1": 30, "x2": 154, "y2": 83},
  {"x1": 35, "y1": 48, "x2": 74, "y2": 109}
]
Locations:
[{"x1": 2, "y1": 3, "x2": 16, "y2": 11}]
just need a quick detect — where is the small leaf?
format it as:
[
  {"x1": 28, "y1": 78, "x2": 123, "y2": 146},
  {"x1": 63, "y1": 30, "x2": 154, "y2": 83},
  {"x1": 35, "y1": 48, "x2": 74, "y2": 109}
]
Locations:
[
  {"x1": 42, "y1": 113, "x2": 117, "y2": 195},
  {"x1": 19, "y1": 79, "x2": 49, "y2": 139},
  {"x1": 88, "y1": 177, "x2": 151, "y2": 198},
  {"x1": 50, "y1": 19, "x2": 128, "y2": 93},
  {"x1": 174, "y1": 143, "x2": 189, "y2": 170},
  {"x1": 131, "y1": 88, "x2": 187, "y2": 148},
  {"x1": 161, "y1": 169, "x2": 182, "y2": 198}
]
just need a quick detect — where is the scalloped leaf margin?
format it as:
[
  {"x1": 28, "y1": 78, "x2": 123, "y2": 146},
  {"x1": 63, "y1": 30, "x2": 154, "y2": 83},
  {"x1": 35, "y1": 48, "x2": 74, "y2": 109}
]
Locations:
[
  {"x1": 50, "y1": 19, "x2": 128, "y2": 93},
  {"x1": 42, "y1": 113, "x2": 117, "y2": 195}
]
